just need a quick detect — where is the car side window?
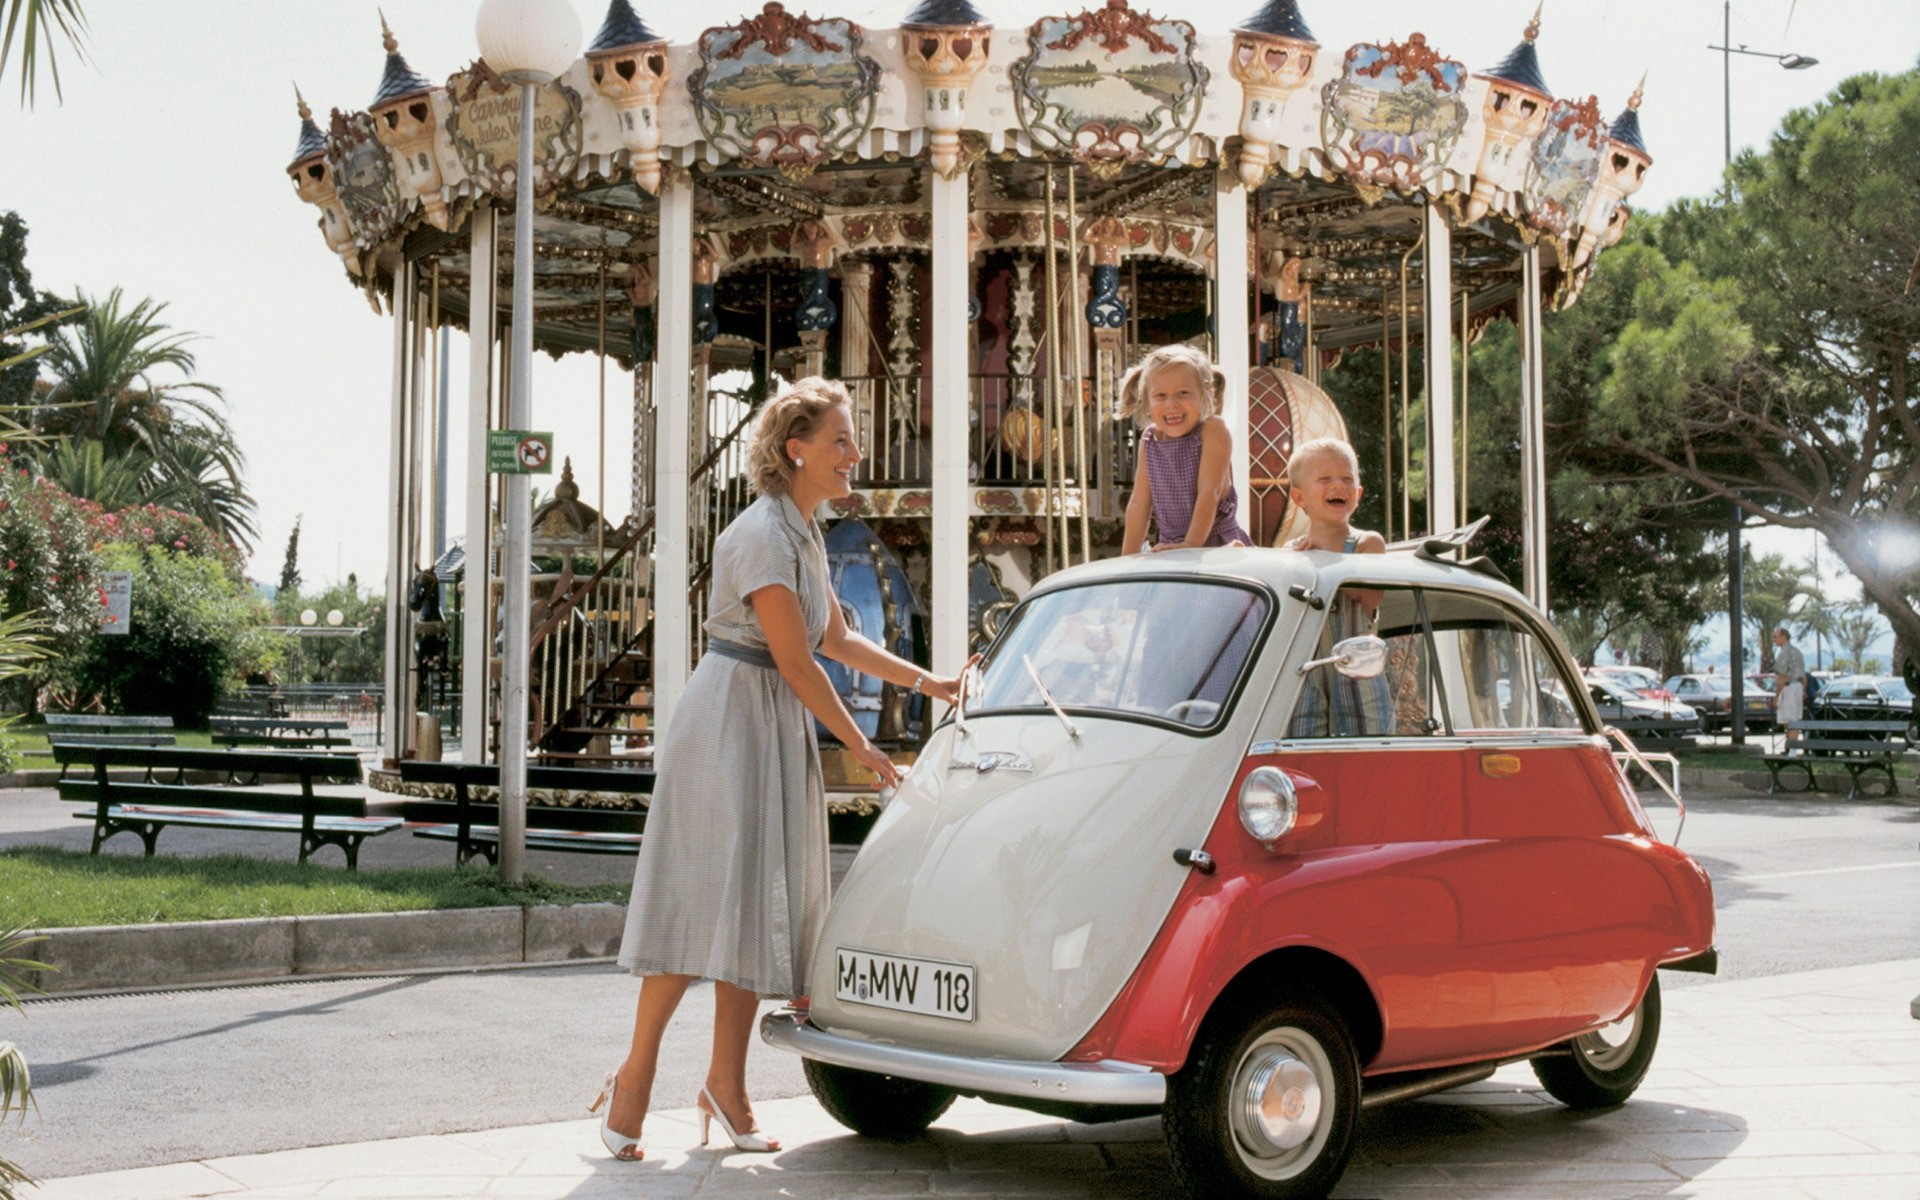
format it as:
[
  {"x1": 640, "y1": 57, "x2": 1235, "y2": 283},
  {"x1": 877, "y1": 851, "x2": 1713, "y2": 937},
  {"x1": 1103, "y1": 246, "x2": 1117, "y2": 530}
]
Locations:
[
  {"x1": 1285, "y1": 584, "x2": 1435, "y2": 738},
  {"x1": 1431, "y1": 592, "x2": 1585, "y2": 734}
]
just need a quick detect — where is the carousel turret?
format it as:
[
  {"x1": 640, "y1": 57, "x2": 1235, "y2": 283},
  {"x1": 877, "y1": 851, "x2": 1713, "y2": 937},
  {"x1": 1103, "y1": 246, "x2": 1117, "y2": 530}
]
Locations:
[
  {"x1": 368, "y1": 15, "x2": 451, "y2": 232},
  {"x1": 900, "y1": 0, "x2": 992, "y2": 179},
  {"x1": 586, "y1": 0, "x2": 672, "y2": 195},
  {"x1": 1229, "y1": 0, "x2": 1320, "y2": 190},
  {"x1": 1468, "y1": 6, "x2": 1554, "y2": 222},
  {"x1": 1573, "y1": 78, "x2": 1651, "y2": 267},
  {"x1": 287, "y1": 86, "x2": 361, "y2": 275}
]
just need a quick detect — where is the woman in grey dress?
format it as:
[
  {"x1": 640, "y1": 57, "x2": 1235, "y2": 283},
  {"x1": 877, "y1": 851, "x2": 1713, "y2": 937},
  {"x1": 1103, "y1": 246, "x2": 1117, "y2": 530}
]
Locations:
[{"x1": 594, "y1": 378, "x2": 966, "y2": 1159}]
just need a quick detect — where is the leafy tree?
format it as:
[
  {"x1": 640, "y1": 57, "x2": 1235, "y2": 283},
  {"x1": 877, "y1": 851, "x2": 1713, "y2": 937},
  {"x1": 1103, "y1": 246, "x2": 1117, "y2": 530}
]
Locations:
[
  {"x1": 0, "y1": 211, "x2": 74, "y2": 413},
  {"x1": 279, "y1": 516, "x2": 302, "y2": 595},
  {"x1": 1835, "y1": 604, "x2": 1882, "y2": 672},
  {"x1": 1578, "y1": 67, "x2": 1920, "y2": 664},
  {"x1": 1736, "y1": 551, "x2": 1815, "y2": 674},
  {"x1": 0, "y1": 456, "x2": 100, "y2": 705},
  {"x1": 274, "y1": 577, "x2": 385, "y2": 685},
  {"x1": 31, "y1": 288, "x2": 257, "y2": 549},
  {"x1": 0, "y1": 0, "x2": 87, "y2": 106},
  {"x1": 71, "y1": 542, "x2": 282, "y2": 726}
]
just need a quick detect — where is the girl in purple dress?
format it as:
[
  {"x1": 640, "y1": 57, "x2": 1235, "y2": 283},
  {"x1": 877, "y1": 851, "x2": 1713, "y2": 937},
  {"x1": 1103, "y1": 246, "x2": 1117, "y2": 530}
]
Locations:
[{"x1": 1120, "y1": 344, "x2": 1250, "y2": 553}]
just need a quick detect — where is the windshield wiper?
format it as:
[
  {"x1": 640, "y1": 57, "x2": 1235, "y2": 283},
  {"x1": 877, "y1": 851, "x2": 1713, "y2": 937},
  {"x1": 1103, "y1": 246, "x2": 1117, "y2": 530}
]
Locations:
[{"x1": 1023, "y1": 654, "x2": 1081, "y2": 740}]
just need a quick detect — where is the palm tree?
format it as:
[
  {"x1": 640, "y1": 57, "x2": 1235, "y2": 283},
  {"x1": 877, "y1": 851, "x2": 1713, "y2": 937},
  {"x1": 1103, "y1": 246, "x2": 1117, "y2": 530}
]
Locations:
[
  {"x1": 33, "y1": 288, "x2": 257, "y2": 548},
  {"x1": 0, "y1": 0, "x2": 86, "y2": 107}
]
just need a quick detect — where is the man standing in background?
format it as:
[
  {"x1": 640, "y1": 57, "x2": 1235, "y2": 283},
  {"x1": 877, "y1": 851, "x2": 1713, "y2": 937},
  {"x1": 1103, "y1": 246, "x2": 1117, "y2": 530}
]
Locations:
[{"x1": 1774, "y1": 628, "x2": 1808, "y2": 742}]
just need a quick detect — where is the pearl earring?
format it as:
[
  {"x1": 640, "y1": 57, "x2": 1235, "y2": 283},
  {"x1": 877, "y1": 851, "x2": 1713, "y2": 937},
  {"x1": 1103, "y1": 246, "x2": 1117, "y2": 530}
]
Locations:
[{"x1": 794, "y1": 457, "x2": 805, "y2": 468}]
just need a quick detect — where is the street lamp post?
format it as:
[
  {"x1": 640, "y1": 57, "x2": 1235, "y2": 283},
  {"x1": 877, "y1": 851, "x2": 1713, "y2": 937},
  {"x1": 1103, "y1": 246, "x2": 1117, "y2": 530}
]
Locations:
[
  {"x1": 1708, "y1": 1, "x2": 1816, "y2": 745},
  {"x1": 476, "y1": 0, "x2": 582, "y2": 885}
]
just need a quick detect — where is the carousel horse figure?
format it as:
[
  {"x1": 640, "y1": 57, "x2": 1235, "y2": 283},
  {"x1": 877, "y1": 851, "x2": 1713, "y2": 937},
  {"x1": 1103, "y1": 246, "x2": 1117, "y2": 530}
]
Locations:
[{"x1": 409, "y1": 567, "x2": 449, "y2": 705}]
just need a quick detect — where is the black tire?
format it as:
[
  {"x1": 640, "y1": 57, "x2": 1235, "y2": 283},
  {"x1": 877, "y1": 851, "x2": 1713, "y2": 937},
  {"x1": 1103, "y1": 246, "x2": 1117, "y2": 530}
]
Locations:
[
  {"x1": 1164, "y1": 990, "x2": 1360, "y2": 1200},
  {"x1": 802, "y1": 1058, "x2": 955, "y2": 1140},
  {"x1": 1531, "y1": 975, "x2": 1662, "y2": 1109}
]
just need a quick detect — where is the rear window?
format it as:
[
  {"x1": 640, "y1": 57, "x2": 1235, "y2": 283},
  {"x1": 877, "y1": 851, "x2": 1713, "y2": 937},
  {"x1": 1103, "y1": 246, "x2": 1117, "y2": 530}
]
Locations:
[{"x1": 971, "y1": 579, "x2": 1270, "y2": 731}]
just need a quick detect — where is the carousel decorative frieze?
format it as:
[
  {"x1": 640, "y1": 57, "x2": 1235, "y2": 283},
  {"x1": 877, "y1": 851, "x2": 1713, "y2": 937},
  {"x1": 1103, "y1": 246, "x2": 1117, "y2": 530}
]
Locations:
[
  {"x1": 1010, "y1": 0, "x2": 1208, "y2": 176},
  {"x1": 445, "y1": 61, "x2": 586, "y2": 201},
  {"x1": 1523, "y1": 94, "x2": 1606, "y2": 243},
  {"x1": 689, "y1": 2, "x2": 882, "y2": 177},
  {"x1": 326, "y1": 109, "x2": 407, "y2": 252},
  {"x1": 1320, "y1": 33, "x2": 1469, "y2": 196}
]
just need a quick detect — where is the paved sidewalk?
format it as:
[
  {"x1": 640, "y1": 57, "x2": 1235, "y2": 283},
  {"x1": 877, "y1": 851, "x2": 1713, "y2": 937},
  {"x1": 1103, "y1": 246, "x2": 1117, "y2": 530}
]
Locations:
[{"x1": 31, "y1": 960, "x2": 1920, "y2": 1199}]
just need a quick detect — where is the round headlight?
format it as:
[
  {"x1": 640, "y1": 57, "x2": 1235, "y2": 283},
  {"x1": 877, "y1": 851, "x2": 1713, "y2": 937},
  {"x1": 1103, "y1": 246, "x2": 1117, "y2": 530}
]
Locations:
[{"x1": 1238, "y1": 766, "x2": 1298, "y2": 844}]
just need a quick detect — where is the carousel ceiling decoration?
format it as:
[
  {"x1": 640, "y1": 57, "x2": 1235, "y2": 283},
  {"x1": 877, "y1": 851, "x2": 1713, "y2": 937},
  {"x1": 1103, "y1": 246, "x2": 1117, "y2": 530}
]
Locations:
[
  {"x1": 1319, "y1": 34, "x2": 1470, "y2": 197},
  {"x1": 445, "y1": 62, "x2": 587, "y2": 201}
]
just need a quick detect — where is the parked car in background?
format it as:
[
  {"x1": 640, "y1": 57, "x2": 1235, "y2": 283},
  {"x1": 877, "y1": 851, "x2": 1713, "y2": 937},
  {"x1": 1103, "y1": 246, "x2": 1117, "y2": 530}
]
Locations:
[
  {"x1": 1663, "y1": 674, "x2": 1776, "y2": 732},
  {"x1": 1585, "y1": 678, "x2": 1701, "y2": 738},
  {"x1": 765, "y1": 546, "x2": 1716, "y2": 1200},
  {"x1": 1810, "y1": 675, "x2": 1916, "y2": 724},
  {"x1": 1586, "y1": 665, "x2": 1676, "y2": 702}
]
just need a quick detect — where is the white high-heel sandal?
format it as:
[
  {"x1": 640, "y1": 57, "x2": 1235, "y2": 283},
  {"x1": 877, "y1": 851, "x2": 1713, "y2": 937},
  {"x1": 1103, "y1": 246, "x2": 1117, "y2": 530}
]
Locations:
[
  {"x1": 698, "y1": 1085, "x2": 780, "y2": 1152},
  {"x1": 589, "y1": 1070, "x2": 646, "y2": 1161}
]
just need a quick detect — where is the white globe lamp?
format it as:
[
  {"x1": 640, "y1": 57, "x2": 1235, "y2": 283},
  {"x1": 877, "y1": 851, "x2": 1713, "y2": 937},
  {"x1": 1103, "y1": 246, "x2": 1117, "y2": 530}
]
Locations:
[
  {"x1": 326, "y1": 609, "x2": 346, "y2": 627},
  {"x1": 300, "y1": 608, "x2": 319, "y2": 627},
  {"x1": 476, "y1": 0, "x2": 583, "y2": 85}
]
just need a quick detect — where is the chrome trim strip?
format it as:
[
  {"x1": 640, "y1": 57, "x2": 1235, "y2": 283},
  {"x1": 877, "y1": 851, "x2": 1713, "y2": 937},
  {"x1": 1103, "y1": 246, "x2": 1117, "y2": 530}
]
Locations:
[
  {"x1": 1248, "y1": 734, "x2": 1607, "y2": 755},
  {"x1": 759, "y1": 1011, "x2": 1167, "y2": 1106}
]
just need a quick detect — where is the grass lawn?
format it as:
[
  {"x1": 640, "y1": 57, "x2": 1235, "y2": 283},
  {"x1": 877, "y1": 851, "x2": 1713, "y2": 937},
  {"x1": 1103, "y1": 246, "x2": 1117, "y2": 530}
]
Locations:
[{"x1": 0, "y1": 846, "x2": 629, "y2": 928}]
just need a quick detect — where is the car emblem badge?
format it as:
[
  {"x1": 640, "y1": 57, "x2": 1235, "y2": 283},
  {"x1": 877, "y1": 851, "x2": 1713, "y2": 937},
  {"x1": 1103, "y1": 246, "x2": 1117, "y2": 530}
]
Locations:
[{"x1": 949, "y1": 751, "x2": 1033, "y2": 774}]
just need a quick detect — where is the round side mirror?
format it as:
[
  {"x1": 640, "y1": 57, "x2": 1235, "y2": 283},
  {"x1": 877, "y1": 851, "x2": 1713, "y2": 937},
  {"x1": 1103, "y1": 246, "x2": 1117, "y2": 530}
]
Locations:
[{"x1": 1332, "y1": 635, "x2": 1388, "y2": 679}]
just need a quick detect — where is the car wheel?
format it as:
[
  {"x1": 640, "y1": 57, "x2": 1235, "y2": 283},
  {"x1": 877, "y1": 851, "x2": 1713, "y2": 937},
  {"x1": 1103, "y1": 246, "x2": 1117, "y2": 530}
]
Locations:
[
  {"x1": 802, "y1": 1058, "x2": 955, "y2": 1140},
  {"x1": 1530, "y1": 975, "x2": 1662, "y2": 1109},
  {"x1": 1164, "y1": 990, "x2": 1359, "y2": 1200}
]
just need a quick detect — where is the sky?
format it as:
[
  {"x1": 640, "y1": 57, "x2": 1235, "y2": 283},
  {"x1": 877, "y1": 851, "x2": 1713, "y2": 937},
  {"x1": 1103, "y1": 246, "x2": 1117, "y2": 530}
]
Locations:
[{"x1": 1, "y1": 0, "x2": 1915, "y2": 644}]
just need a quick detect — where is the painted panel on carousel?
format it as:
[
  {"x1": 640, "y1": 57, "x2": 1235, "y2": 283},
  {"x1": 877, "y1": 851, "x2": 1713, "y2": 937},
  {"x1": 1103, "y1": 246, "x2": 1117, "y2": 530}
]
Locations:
[
  {"x1": 326, "y1": 110, "x2": 407, "y2": 252},
  {"x1": 689, "y1": 3, "x2": 881, "y2": 175},
  {"x1": 818, "y1": 519, "x2": 927, "y2": 743},
  {"x1": 1010, "y1": 0, "x2": 1208, "y2": 173},
  {"x1": 1522, "y1": 95, "x2": 1605, "y2": 242},
  {"x1": 445, "y1": 63, "x2": 586, "y2": 202},
  {"x1": 1319, "y1": 33, "x2": 1468, "y2": 195}
]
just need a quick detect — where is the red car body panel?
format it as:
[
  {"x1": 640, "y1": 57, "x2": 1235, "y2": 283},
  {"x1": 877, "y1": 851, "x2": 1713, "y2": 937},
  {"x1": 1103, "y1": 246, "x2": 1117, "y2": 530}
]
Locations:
[{"x1": 1065, "y1": 742, "x2": 1715, "y2": 1076}]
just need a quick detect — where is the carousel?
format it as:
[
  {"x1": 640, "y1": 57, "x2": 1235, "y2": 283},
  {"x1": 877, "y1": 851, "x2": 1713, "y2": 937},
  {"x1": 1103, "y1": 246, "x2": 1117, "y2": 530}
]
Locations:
[{"x1": 286, "y1": 0, "x2": 1651, "y2": 805}]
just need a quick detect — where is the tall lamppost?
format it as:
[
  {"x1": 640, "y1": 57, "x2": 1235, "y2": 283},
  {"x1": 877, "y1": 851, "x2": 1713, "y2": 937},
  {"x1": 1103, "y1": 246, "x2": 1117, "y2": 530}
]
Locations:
[
  {"x1": 1708, "y1": 1, "x2": 1816, "y2": 745},
  {"x1": 476, "y1": 0, "x2": 582, "y2": 884}
]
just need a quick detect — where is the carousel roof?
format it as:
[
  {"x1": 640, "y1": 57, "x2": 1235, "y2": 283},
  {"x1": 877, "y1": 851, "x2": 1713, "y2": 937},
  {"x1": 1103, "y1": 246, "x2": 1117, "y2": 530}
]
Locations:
[
  {"x1": 1483, "y1": 26, "x2": 1551, "y2": 96},
  {"x1": 901, "y1": 0, "x2": 990, "y2": 26},
  {"x1": 589, "y1": 0, "x2": 663, "y2": 52},
  {"x1": 1611, "y1": 86, "x2": 1649, "y2": 156},
  {"x1": 290, "y1": 89, "x2": 326, "y2": 165},
  {"x1": 1234, "y1": 0, "x2": 1316, "y2": 43}
]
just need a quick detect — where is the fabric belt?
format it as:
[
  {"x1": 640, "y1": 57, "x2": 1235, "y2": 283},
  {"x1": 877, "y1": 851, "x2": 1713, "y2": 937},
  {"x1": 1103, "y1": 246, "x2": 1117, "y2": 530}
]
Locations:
[{"x1": 706, "y1": 637, "x2": 778, "y2": 670}]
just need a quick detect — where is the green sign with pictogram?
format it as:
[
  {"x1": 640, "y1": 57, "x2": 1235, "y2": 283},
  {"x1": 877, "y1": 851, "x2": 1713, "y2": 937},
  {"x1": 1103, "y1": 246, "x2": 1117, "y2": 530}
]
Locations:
[{"x1": 487, "y1": 430, "x2": 554, "y2": 475}]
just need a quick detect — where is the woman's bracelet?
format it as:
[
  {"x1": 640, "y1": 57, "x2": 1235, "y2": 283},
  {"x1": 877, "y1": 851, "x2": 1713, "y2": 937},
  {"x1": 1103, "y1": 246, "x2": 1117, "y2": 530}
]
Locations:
[{"x1": 910, "y1": 672, "x2": 930, "y2": 696}]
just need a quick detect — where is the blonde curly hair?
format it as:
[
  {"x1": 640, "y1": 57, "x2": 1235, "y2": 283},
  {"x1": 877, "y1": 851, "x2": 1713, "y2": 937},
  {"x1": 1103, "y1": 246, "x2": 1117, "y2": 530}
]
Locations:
[
  {"x1": 1116, "y1": 343, "x2": 1226, "y2": 427},
  {"x1": 748, "y1": 377, "x2": 853, "y2": 496}
]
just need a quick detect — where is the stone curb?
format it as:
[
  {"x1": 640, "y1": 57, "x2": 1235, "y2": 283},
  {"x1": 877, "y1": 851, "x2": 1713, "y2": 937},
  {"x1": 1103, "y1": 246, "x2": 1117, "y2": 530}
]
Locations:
[{"x1": 21, "y1": 901, "x2": 626, "y2": 997}]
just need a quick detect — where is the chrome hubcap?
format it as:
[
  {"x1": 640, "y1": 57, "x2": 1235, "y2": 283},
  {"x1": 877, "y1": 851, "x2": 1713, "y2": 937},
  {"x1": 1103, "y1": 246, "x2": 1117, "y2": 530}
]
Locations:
[
  {"x1": 1230, "y1": 1028, "x2": 1332, "y2": 1178},
  {"x1": 1574, "y1": 1004, "x2": 1641, "y2": 1070}
]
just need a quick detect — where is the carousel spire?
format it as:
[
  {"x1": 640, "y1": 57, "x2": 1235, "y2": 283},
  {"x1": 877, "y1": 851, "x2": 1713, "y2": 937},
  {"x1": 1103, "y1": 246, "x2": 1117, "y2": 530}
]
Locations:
[
  {"x1": 1481, "y1": 5, "x2": 1551, "y2": 97},
  {"x1": 589, "y1": 0, "x2": 660, "y2": 52},
  {"x1": 372, "y1": 11, "x2": 435, "y2": 107},
  {"x1": 1234, "y1": 0, "x2": 1316, "y2": 43},
  {"x1": 1609, "y1": 74, "x2": 1648, "y2": 156},
  {"x1": 291, "y1": 83, "x2": 326, "y2": 166},
  {"x1": 902, "y1": 0, "x2": 990, "y2": 23},
  {"x1": 901, "y1": 0, "x2": 993, "y2": 178}
]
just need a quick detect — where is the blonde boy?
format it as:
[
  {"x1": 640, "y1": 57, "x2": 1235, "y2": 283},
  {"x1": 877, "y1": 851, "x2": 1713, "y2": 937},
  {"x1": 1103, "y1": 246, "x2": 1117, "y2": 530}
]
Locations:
[{"x1": 1283, "y1": 437, "x2": 1385, "y2": 558}]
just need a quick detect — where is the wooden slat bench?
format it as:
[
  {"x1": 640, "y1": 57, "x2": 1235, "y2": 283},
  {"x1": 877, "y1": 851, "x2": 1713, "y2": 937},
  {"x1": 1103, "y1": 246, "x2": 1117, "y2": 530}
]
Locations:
[
  {"x1": 1610, "y1": 712, "x2": 1700, "y2": 749},
  {"x1": 44, "y1": 714, "x2": 176, "y2": 775},
  {"x1": 54, "y1": 745, "x2": 398, "y2": 869},
  {"x1": 395, "y1": 760, "x2": 652, "y2": 866},
  {"x1": 210, "y1": 715, "x2": 354, "y2": 749},
  {"x1": 1761, "y1": 718, "x2": 1912, "y2": 799}
]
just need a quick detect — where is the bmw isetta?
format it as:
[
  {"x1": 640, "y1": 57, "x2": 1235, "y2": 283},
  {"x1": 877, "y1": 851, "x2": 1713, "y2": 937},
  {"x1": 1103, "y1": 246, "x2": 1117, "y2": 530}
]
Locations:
[{"x1": 763, "y1": 543, "x2": 1716, "y2": 1200}]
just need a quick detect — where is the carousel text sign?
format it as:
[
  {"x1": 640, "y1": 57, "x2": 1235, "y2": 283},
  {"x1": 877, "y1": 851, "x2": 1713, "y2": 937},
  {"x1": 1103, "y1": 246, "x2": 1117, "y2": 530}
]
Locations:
[{"x1": 447, "y1": 66, "x2": 584, "y2": 198}]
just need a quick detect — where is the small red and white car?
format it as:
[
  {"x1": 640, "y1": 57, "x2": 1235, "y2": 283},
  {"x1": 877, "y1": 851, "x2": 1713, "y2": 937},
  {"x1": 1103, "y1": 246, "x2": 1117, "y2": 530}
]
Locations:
[{"x1": 764, "y1": 545, "x2": 1716, "y2": 1200}]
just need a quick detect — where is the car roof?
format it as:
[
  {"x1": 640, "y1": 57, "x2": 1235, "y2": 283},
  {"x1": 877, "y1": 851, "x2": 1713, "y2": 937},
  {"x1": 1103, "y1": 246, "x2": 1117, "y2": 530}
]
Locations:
[{"x1": 1030, "y1": 543, "x2": 1528, "y2": 608}]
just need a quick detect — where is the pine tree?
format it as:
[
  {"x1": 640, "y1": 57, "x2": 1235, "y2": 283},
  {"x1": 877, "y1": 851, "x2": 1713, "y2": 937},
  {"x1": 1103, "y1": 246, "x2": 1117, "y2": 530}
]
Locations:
[{"x1": 279, "y1": 515, "x2": 302, "y2": 595}]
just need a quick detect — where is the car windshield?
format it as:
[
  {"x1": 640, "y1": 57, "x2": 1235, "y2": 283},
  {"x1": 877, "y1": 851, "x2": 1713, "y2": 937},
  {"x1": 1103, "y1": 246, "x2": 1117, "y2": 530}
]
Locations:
[
  {"x1": 1878, "y1": 679, "x2": 1915, "y2": 702},
  {"x1": 971, "y1": 579, "x2": 1269, "y2": 731}
]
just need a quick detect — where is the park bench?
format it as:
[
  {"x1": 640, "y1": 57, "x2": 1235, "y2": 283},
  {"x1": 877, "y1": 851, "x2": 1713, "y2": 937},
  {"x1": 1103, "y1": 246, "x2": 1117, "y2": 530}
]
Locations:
[
  {"x1": 54, "y1": 744, "x2": 399, "y2": 870},
  {"x1": 1608, "y1": 711, "x2": 1700, "y2": 750},
  {"x1": 395, "y1": 760, "x2": 652, "y2": 866},
  {"x1": 44, "y1": 714, "x2": 176, "y2": 775},
  {"x1": 1761, "y1": 718, "x2": 1912, "y2": 799},
  {"x1": 210, "y1": 715, "x2": 354, "y2": 749}
]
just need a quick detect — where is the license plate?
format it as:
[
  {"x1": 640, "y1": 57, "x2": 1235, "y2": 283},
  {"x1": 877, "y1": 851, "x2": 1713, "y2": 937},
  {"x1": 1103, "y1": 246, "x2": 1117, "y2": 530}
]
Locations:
[
  {"x1": 835, "y1": 948, "x2": 975, "y2": 1022},
  {"x1": 1747, "y1": 701, "x2": 1770, "y2": 711}
]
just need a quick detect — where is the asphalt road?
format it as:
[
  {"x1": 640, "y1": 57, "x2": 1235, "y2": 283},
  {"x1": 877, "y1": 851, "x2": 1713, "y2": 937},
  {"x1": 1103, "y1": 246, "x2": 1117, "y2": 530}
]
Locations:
[{"x1": 5, "y1": 786, "x2": 1920, "y2": 1179}]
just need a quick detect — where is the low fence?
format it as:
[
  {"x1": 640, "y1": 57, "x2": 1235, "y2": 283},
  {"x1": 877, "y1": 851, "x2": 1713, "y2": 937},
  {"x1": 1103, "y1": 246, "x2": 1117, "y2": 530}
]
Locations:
[{"x1": 224, "y1": 685, "x2": 385, "y2": 749}]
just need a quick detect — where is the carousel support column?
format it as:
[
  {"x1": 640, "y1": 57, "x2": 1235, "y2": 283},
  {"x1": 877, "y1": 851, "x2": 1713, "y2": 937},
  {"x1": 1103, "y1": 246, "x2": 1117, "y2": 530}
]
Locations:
[
  {"x1": 930, "y1": 163, "x2": 970, "y2": 684},
  {"x1": 462, "y1": 206, "x2": 498, "y2": 762},
  {"x1": 1213, "y1": 171, "x2": 1252, "y2": 511},
  {"x1": 382, "y1": 260, "x2": 416, "y2": 765},
  {"x1": 1517, "y1": 246, "x2": 1548, "y2": 608},
  {"x1": 653, "y1": 173, "x2": 695, "y2": 733},
  {"x1": 1421, "y1": 202, "x2": 1458, "y2": 535}
]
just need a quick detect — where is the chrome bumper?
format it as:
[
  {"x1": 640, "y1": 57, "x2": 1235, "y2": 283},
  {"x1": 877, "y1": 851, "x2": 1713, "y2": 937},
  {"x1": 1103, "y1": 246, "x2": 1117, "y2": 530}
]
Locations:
[{"x1": 759, "y1": 1010, "x2": 1167, "y2": 1107}]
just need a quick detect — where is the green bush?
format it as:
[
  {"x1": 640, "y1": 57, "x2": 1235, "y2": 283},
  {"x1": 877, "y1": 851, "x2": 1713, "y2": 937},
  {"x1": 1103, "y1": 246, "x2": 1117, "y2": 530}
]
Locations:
[
  {"x1": 71, "y1": 543, "x2": 284, "y2": 726},
  {"x1": 0, "y1": 462, "x2": 103, "y2": 706}
]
